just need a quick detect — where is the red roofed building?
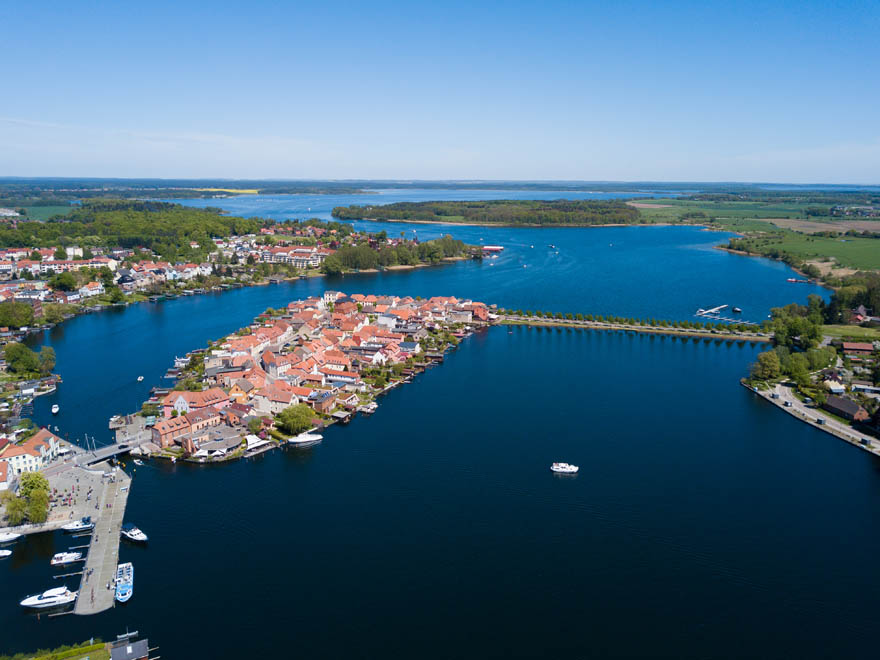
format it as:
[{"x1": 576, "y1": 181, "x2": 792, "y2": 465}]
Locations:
[{"x1": 162, "y1": 387, "x2": 230, "y2": 418}]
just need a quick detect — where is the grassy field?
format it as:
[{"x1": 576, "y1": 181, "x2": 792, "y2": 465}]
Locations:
[
  {"x1": 822, "y1": 325, "x2": 880, "y2": 340},
  {"x1": 23, "y1": 205, "x2": 72, "y2": 220},
  {"x1": 755, "y1": 233, "x2": 880, "y2": 270}
]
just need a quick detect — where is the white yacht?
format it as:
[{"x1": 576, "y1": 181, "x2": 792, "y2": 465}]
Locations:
[
  {"x1": 51, "y1": 404, "x2": 60, "y2": 414},
  {"x1": 136, "y1": 376, "x2": 144, "y2": 382},
  {"x1": 550, "y1": 462, "x2": 579, "y2": 474},
  {"x1": 20, "y1": 586, "x2": 77, "y2": 609},
  {"x1": 61, "y1": 516, "x2": 94, "y2": 533},
  {"x1": 288, "y1": 432, "x2": 322, "y2": 447},
  {"x1": 115, "y1": 562, "x2": 133, "y2": 603},
  {"x1": 121, "y1": 523, "x2": 148, "y2": 543},
  {"x1": 0, "y1": 549, "x2": 11, "y2": 558},
  {"x1": 0, "y1": 532, "x2": 22, "y2": 544},
  {"x1": 51, "y1": 551, "x2": 82, "y2": 566}
]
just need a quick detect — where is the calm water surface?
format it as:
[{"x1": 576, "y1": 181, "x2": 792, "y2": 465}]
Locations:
[{"x1": 2, "y1": 194, "x2": 874, "y2": 658}]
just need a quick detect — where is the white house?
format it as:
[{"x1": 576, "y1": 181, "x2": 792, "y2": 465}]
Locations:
[{"x1": 0, "y1": 429, "x2": 61, "y2": 475}]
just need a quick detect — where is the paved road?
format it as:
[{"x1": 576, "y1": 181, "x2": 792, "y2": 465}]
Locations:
[{"x1": 764, "y1": 383, "x2": 879, "y2": 455}]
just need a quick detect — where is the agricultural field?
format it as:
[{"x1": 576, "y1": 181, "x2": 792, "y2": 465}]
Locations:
[
  {"x1": 22, "y1": 205, "x2": 73, "y2": 220},
  {"x1": 821, "y1": 324, "x2": 880, "y2": 340}
]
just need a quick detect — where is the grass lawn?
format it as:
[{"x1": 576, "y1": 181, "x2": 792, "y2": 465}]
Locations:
[
  {"x1": 822, "y1": 325, "x2": 880, "y2": 340},
  {"x1": 23, "y1": 205, "x2": 73, "y2": 221},
  {"x1": 762, "y1": 234, "x2": 880, "y2": 270}
]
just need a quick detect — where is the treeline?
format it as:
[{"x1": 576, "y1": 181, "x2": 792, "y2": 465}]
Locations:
[
  {"x1": 321, "y1": 235, "x2": 467, "y2": 275},
  {"x1": 688, "y1": 191, "x2": 880, "y2": 205},
  {"x1": 825, "y1": 272, "x2": 880, "y2": 323},
  {"x1": 500, "y1": 309, "x2": 758, "y2": 333},
  {"x1": 332, "y1": 200, "x2": 641, "y2": 226},
  {"x1": 0, "y1": 200, "x2": 262, "y2": 261}
]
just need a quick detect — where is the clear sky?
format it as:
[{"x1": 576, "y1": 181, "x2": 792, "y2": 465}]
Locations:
[{"x1": 2, "y1": 0, "x2": 878, "y2": 183}]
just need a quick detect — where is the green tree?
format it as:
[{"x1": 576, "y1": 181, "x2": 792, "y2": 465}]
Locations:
[
  {"x1": 49, "y1": 271, "x2": 77, "y2": 291},
  {"x1": 247, "y1": 417, "x2": 263, "y2": 434},
  {"x1": 108, "y1": 286, "x2": 125, "y2": 303},
  {"x1": 19, "y1": 472, "x2": 50, "y2": 500},
  {"x1": 26, "y1": 489, "x2": 49, "y2": 523},
  {"x1": 39, "y1": 346, "x2": 56, "y2": 374},
  {"x1": 4, "y1": 342, "x2": 41, "y2": 374},
  {"x1": 29, "y1": 250, "x2": 41, "y2": 261},
  {"x1": 0, "y1": 301, "x2": 34, "y2": 328},
  {"x1": 4, "y1": 495, "x2": 27, "y2": 525},
  {"x1": 751, "y1": 351, "x2": 782, "y2": 380},
  {"x1": 53, "y1": 247, "x2": 68, "y2": 260},
  {"x1": 276, "y1": 404, "x2": 314, "y2": 435},
  {"x1": 320, "y1": 254, "x2": 344, "y2": 276},
  {"x1": 82, "y1": 247, "x2": 94, "y2": 259}
]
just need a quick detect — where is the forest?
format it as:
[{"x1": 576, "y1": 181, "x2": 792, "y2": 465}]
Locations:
[
  {"x1": 331, "y1": 200, "x2": 641, "y2": 226},
  {"x1": 0, "y1": 200, "x2": 262, "y2": 260}
]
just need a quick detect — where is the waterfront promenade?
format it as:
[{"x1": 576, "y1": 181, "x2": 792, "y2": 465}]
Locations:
[
  {"x1": 75, "y1": 467, "x2": 131, "y2": 615},
  {"x1": 499, "y1": 315, "x2": 771, "y2": 342},
  {"x1": 746, "y1": 381, "x2": 880, "y2": 457}
]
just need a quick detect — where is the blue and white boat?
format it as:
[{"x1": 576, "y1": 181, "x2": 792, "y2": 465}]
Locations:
[
  {"x1": 121, "y1": 523, "x2": 148, "y2": 543},
  {"x1": 61, "y1": 516, "x2": 94, "y2": 533},
  {"x1": 115, "y1": 562, "x2": 133, "y2": 603}
]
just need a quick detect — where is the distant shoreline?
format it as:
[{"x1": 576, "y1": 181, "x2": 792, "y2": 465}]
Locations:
[{"x1": 348, "y1": 216, "x2": 683, "y2": 229}]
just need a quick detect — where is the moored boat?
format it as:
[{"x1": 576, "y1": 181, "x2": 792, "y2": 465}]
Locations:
[
  {"x1": 20, "y1": 586, "x2": 77, "y2": 609},
  {"x1": 0, "y1": 532, "x2": 22, "y2": 544},
  {"x1": 115, "y1": 562, "x2": 134, "y2": 603},
  {"x1": 51, "y1": 404, "x2": 60, "y2": 414},
  {"x1": 61, "y1": 516, "x2": 94, "y2": 533},
  {"x1": 550, "y1": 462, "x2": 579, "y2": 474},
  {"x1": 51, "y1": 551, "x2": 82, "y2": 566},
  {"x1": 121, "y1": 523, "x2": 148, "y2": 543},
  {"x1": 288, "y1": 432, "x2": 322, "y2": 447},
  {"x1": 0, "y1": 549, "x2": 11, "y2": 558}
]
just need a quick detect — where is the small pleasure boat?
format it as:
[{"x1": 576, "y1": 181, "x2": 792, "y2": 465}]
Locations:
[
  {"x1": 550, "y1": 462, "x2": 579, "y2": 474},
  {"x1": 0, "y1": 549, "x2": 11, "y2": 558},
  {"x1": 733, "y1": 307, "x2": 742, "y2": 313},
  {"x1": 137, "y1": 376, "x2": 144, "y2": 382},
  {"x1": 51, "y1": 404, "x2": 60, "y2": 414},
  {"x1": 51, "y1": 551, "x2": 82, "y2": 566},
  {"x1": 121, "y1": 523, "x2": 148, "y2": 543},
  {"x1": 61, "y1": 516, "x2": 94, "y2": 533},
  {"x1": 133, "y1": 459, "x2": 144, "y2": 466},
  {"x1": 0, "y1": 532, "x2": 22, "y2": 544},
  {"x1": 115, "y1": 562, "x2": 134, "y2": 603},
  {"x1": 288, "y1": 432, "x2": 322, "y2": 447},
  {"x1": 20, "y1": 586, "x2": 77, "y2": 609}
]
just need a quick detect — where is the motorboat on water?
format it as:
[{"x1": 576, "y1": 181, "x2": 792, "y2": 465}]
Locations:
[
  {"x1": 133, "y1": 459, "x2": 144, "y2": 466},
  {"x1": 136, "y1": 376, "x2": 144, "y2": 382},
  {"x1": 288, "y1": 432, "x2": 322, "y2": 447},
  {"x1": 115, "y1": 562, "x2": 134, "y2": 603},
  {"x1": 51, "y1": 551, "x2": 82, "y2": 566},
  {"x1": 550, "y1": 462, "x2": 579, "y2": 474},
  {"x1": 121, "y1": 523, "x2": 148, "y2": 543},
  {"x1": 733, "y1": 307, "x2": 742, "y2": 313},
  {"x1": 61, "y1": 516, "x2": 94, "y2": 533},
  {"x1": 0, "y1": 549, "x2": 11, "y2": 558},
  {"x1": 20, "y1": 586, "x2": 77, "y2": 609},
  {"x1": 51, "y1": 404, "x2": 60, "y2": 414},
  {"x1": 0, "y1": 532, "x2": 22, "y2": 544}
]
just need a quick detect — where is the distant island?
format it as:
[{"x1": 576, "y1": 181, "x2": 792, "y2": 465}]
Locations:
[{"x1": 331, "y1": 199, "x2": 642, "y2": 226}]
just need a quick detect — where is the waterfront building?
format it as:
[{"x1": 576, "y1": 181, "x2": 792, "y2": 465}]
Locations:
[
  {"x1": 0, "y1": 428, "x2": 61, "y2": 475},
  {"x1": 161, "y1": 387, "x2": 230, "y2": 418},
  {"x1": 823, "y1": 395, "x2": 870, "y2": 422}
]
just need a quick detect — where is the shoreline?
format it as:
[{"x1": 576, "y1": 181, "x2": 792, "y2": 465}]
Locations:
[
  {"x1": 342, "y1": 216, "x2": 686, "y2": 229},
  {"x1": 743, "y1": 381, "x2": 880, "y2": 456},
  {"x1": 714, "y1": 245, "x2": 834, "y2": 288}
]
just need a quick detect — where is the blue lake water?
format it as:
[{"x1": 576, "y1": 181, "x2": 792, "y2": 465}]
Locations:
[{"x1": 3, "y1": 192, "x2": 875, "y2": 658}]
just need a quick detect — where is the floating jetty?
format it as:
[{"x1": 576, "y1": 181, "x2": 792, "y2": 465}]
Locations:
[{"x1": 74, "y1": 468, "x2": 131, "y2": 615}]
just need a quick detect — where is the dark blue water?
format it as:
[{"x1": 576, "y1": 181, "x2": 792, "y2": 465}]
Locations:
[
  {"x1": 3, "y1": 194, "x2": 869, "y2": 658},
  {"x1": 6, "y1": 327, "x2": 880, "y2": 658}
]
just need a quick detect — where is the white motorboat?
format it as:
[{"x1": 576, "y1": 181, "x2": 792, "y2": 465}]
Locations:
[
  {"x1": 0, "y1": 532, "x2": 22, "y2": 544},
  {"x1": 121, "y1": 523, "x2": 148, "y2": 543},
  {"x1": 136, "y1": 376, "x2": 144, "y2": 382},
  {"x1": 288, "y1": 432, "x2": 322, "y2": 447},
  {"x1": 51, "y1": 404, "x2": 60, "y2": 414},
  {"x1": 550, "y1": 462, "x2": 579, "y2": 474},
  {"x1": 51, "y1": 551, "x2": 82, "y2": 566},
  {"x1": 0, "y1": 549, "x2": 11, "y2": 558},
  {"x1": 61, "y1": 516, "x2": 94, "y2": 533},
  {"x1": 20, "y1": 586, "x2": 77, "y2": 609},
  {"x1": 133, "y1": 459, "x2": 144, "y2": 466},
  {"x1": 115, "y1": 562, "x2": 133, "y2": 603}
]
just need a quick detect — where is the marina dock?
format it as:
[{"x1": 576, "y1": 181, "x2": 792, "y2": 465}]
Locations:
[{"x1": 74, "y1": 468, "x2": 131, "y2": 616}]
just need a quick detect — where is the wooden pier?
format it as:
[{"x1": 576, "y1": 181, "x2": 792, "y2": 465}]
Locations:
[{"x1": 74, "y1": 468, "x2": 131, "y2": 616}]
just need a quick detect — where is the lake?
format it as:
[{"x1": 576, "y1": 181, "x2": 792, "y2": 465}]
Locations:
[{"x1": 3, "y1": 193, "x2": 875, "y2": 659}]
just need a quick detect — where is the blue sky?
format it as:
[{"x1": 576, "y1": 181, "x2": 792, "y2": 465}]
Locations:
[{"x1": 2, "y1": 0, "x2": 878, "y2": 183}]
